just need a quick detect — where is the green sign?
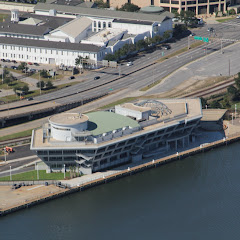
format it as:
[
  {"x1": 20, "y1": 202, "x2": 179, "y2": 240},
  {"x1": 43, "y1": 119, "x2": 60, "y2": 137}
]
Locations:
[
  {"x1": 203, "y1": 37, "x2": 209, "y2": 43},
  {"x1": 194, "y1": 36, "x2": 209, "y2": 43},
  {"x1": 194, "y1": 36, "x2": 202, "y2": 41}
]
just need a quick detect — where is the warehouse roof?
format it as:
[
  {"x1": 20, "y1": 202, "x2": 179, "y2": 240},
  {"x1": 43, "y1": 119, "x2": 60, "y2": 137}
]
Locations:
[
  {"x1": 0, "y1": 22, "x2": 51, "y2": 36},
  {"x1": 51, "y1": 16, "x2": 92, "y2": 38},
  {"x1": 35, "y1": 3, "x2": 174, "y2": 22},
  {"x1": 0, "y1": 37, "x2": 101, "y2": 52},
  {"x1": 86, "y1": 111, "x2": 140, "y2": 136}
]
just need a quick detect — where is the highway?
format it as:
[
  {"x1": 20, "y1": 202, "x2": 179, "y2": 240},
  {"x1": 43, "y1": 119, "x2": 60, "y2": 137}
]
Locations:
[{"x1": 0, "y1": 22, "x2": 240, "y2": 116}]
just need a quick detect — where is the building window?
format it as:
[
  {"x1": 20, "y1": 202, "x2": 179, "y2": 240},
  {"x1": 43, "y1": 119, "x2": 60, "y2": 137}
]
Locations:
[
  {"x1": 103, "y1": 22, "x2": 106, "y2": 28},
  {"x1": 94, "y1": 21, "x2": 96, "y2": 27},
  {"x1": 108, "y1": 22, "x2": 111, "y2": 28},
  {"x1": 98, "y1": 21, "x2": 101, "y2": 28}
]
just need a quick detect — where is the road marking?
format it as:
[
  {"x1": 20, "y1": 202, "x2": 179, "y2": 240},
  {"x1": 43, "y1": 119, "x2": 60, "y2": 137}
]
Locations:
[{"x1": 27, "y1": 185, "x2": 44, "y2": 191}]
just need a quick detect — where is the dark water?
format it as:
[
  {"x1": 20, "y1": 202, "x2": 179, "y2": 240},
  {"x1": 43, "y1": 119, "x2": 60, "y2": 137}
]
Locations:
[{"x1": 1, "y1": 142, "x2": 240, "y2": 240}]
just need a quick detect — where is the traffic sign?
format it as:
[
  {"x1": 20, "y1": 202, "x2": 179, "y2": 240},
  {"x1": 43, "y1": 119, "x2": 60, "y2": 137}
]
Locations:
[
  {"x1": 203, "y1": 37, "x2": 209, "y2": 43},
  {"x1": 194, "y1": 36, "x2": 203, "y2": 41},
  {"x1": 194, "y1": 36, "x2": 209, "y2": 43},
  {"x1": 162, "y1": 51, "x2": 164, "y2": 57}
]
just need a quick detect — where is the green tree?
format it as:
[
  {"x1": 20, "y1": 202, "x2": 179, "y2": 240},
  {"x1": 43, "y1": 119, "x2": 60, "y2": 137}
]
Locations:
[
  {"x1": 22, "y1": 85, "x2": 29, "y2": 94},
  {"x1": 163, "y1": 30, "x2": 172, "y2": 40},
  {"x1": 227, "y1": 85, "x2": 239, "y2": 101},
  {"x1": 3, "y1": 77, "x2": 11, "y2": 86},
  {"x1": 17, "y1": 62, "x2": 27, "y2": 71},
  {"x1": 210, "y1": 100, "x2": 221, "y2": 109},
  {"x1": 75, "y1": 55, "x2": 82, "y2": 67},
  {"x1": 200, "y1": 97, "x2": 207, "y2": 108},
  {"x1": 179, "y1": 10, "x2": 198, "y2": 26},
  {"x1": 234, "y1": 72, "x2": 240, "y2": 90},
  {"x1": 46, "y1": 80, "x2": 53, "y2": 89},
  {"x1": 104, "y1": 54, "x2": 116, "y2": 61},
  {"x1": 95, "y1": 0, "x2": 109, "y2": 8},
  {"x1": 229, "y1": 9, "x2": 236, "y2": 15},
  {"x1": 119, "y1": 3, "x2": 140, "y2": 12},
  {"x1": 40, "y1": 69, "x2": 49, "y2": 78},
  {"x1": 37, "y1": 80, "x2": 45, "y2": 89}
]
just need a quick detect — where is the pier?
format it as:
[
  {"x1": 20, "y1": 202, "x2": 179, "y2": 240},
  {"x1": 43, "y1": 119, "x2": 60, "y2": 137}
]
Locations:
[{"x1": 1, "y1": 131, "x2": 240, "y2": 217}]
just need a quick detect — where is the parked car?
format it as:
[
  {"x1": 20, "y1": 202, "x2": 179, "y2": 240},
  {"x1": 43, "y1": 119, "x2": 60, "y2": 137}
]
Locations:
[
  {"x1": 28, "y1": 62, "x2": 33, "y2": 65},
  {"x1": 68, "y1": 76, "x2": 75, "y2": 80},
  {"x1": 11, "y1": 66, "x2": 17, "y2": 70},
  {"x1": 126, "y1": 62, "x2": 133, "y2": 66},
  {"x1": 189, "y1": 32, "x2": 195, "y2": 36},
  {"x1": 207, "y1": 27, "x2": 214, "y2": 32},
  {"x1": 6, "y1": 59, "x2": 10, "y2": 62},
  {"x1": 236, "y1": 15, "x2": 240, "y2": 19},
  {"x1": 162, "y1": 44, "x2": 171, "y2": 50},
  {"x1": 34, "y1": 62, "x2": 39, "y2": 66},
  {"x1": 1, "y1": 59, "x2": 5, "y2": 62},
  {"x1": 12, "y1": 60, "x2": 17, "y2": 64},
  {"x1": 94, "y1": 76, "x2": 100, "y2": 80},
  {"x1": 27, "y1": 97, "x2": 33, "y2": 101}
]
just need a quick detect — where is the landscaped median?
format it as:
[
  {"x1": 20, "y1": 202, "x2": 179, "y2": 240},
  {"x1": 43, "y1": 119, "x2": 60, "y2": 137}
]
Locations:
[{"x1": 140, "y1": 41, "x2": 205, "y2": 91}]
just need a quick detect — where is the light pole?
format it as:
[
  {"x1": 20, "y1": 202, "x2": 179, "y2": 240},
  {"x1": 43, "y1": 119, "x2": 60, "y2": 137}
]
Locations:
[
  {"x1": 4, "y1": 148, "x2": 6, "y2": 162},
  {"x1": 231, "y1": 113, "x2": 234, "y2": 125},
  {"x1": 39, "y1": 71, "x2": 41, "y2": 95},
  {"x1": 235, "y1": 104, "x2": 237, "y2": 119},
  {"x1": 10, "y1": 166, "x2": 12, "y2": 181},
  {"x1": 2, "y1": 65, "x2": 3, "y2": 84},
  {"x1": 37, "y1": 163, "x2": 39, "y2": 180},
  {"x1": 64, "y1": 164, "x2": 65, "y2": 179}
]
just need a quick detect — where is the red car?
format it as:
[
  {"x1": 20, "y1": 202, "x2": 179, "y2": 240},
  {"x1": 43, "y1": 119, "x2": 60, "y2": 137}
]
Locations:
[{"x1": 28, "y1": 62, "x2": 33, "y2": 65}]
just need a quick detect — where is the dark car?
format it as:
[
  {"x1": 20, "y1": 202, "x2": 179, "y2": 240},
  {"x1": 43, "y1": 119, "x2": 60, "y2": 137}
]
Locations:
[
  {"x1": 34, "y1": 63, "x2": 39, "y2": 66},
  {"x1": 68, "y1": 76, "x2": 75, "y2": 80},
  {"x1": 94, "y1": 76, "x2": 100, "y2": 80},
  {"x1": 11, "y1": 66, "x2": 17, "y2": 70},
  {"x1": 162, "y1": 44, "x2": 171, "y2": 50},
  {"x1": 27, "y1": 97, "x2": 33, "y2": 101}
]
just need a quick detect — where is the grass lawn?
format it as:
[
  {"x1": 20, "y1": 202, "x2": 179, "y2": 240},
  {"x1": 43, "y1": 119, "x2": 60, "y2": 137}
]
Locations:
[
  {"x1": 216, "y1": 18, "x2": 234, "y2": 23},
  {"x1": 0, "y1": 14, "x2": 9, "y2": 22},
  {"x1": 0, "y1": 81, "x2": 79, "y2": 103},
  {"x1": 0, "y1": 129, "x2": 33, "y2": 141},
  {"x1": 0, "y1": 170, "x2": 71, "y2": 181},
  {"x1": 99, "y1": 97, "x2": 137, "y2": 109}
]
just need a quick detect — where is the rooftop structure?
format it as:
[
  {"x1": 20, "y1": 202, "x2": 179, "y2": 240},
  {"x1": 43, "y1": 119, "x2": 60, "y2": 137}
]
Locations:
[
  {"x1": 34, "y1": 2, "x2": 173, "y2": 22},
  {"x1": 31, "y1": 98, "x2": 202, "y2": 175}
]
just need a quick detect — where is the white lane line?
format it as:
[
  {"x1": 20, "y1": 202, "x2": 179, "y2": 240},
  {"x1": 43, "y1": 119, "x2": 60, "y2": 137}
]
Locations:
[{"x1": 27, "y1": 185, "x2": 44, "y2": 191}]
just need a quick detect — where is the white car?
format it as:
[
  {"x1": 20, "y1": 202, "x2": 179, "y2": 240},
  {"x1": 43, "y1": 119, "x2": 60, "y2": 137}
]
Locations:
[
  {"x1": 126, "y1": 62, "x2": 133, "y2": 66},
  {"x1": 236, "y1": 15, "x2": 240, "y2": 19}
]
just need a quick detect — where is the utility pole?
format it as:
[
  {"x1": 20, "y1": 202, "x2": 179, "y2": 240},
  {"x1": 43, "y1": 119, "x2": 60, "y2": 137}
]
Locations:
[
  {"x1": 221, "y1": 40, "x2": 223, "y2": 54},
  {"x1": 39, "y1": 71, "x2": 41, "y2": 95},
  {"x1": 235, "y1": 104, "x2": 237, "y2": 119},
  {"x1": 10, "y1": 166, "x2": 12, "y2": 181},
  {"x1": 2, "y1": 65, "x2": 3, "y2": 84},
  {"x1": 229, "y1": 59, "x2": 230, "y2": 76},
  {"x1": 188, "y1": 36, "x2": 190, "y2": 50}
]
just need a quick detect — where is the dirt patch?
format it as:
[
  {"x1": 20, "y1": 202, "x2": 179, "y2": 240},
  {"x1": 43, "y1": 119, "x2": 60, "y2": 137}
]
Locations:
[
  {"x1": 0, "y1": 185, "x2": 66, "y2": 211},
  {"x1": 146, "y1": 75, "x2": 230, "y2": 98}
]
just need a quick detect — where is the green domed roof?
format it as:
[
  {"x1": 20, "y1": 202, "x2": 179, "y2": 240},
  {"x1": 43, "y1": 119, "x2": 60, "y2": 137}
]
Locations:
[{"x1": 140, "y1": 5, "x2": 164, "y2": 14}]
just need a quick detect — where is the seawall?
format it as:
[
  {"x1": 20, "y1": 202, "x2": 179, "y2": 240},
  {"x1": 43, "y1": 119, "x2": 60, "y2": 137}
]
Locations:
[{"x1": 1, "y1": 133, "x2": 239, "y2": 217}]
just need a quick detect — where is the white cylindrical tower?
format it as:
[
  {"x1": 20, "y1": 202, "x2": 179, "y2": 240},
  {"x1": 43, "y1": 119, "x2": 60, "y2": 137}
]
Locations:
[
  {"x1": 11, "y1": 9, "x2": 19, "y2": 23},
  {"x1": 49, "y1": 113, "x2": 89, "y2": 141}
]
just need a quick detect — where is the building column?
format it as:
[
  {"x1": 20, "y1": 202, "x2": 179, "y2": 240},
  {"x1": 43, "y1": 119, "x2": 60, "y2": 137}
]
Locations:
[
  {"x1": 196, "y1": 0, "x2": 199, "y2": 15},
  {"x1": 175, "y1": 140, "x2": 177, "y2": 150},
  {"x1": 207, "y1": 0, "x2": 210, "y2": 15}
]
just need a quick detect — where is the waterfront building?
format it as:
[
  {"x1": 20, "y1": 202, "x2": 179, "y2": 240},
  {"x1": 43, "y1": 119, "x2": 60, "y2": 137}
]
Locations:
[
  {"x1": 92, "y1": 0, "x2": 231, "y2": 15},
  {"x1": 31, "y1": 98, "x2": 202, "y2": 174},
  {"x1": 0, "y1": 3, "x2": 173, "y2": 67}
]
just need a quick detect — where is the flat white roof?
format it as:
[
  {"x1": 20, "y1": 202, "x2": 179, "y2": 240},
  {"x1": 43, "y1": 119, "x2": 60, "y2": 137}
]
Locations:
[
  {"x1": 51, "y1": 16, "x2": 92, "y2": 38},
  {"x1": 84, "y1": 28, "x2": 126, "y2": 43}
]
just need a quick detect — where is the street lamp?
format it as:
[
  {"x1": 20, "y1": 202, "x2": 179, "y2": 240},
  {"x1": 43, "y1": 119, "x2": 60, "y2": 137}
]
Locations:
[
  {"x1": 10, "y1": 165, "x2": 12, "y2": 181},
  {"x1": 37, "y1": 163, "x2": 39, "y2": 180},
  {"x1": 64, "y1": 164, "x2": 66, "y2": 179},
  {"x1": 4, "y1": 147, "x2": 6, "y2": 162}
]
